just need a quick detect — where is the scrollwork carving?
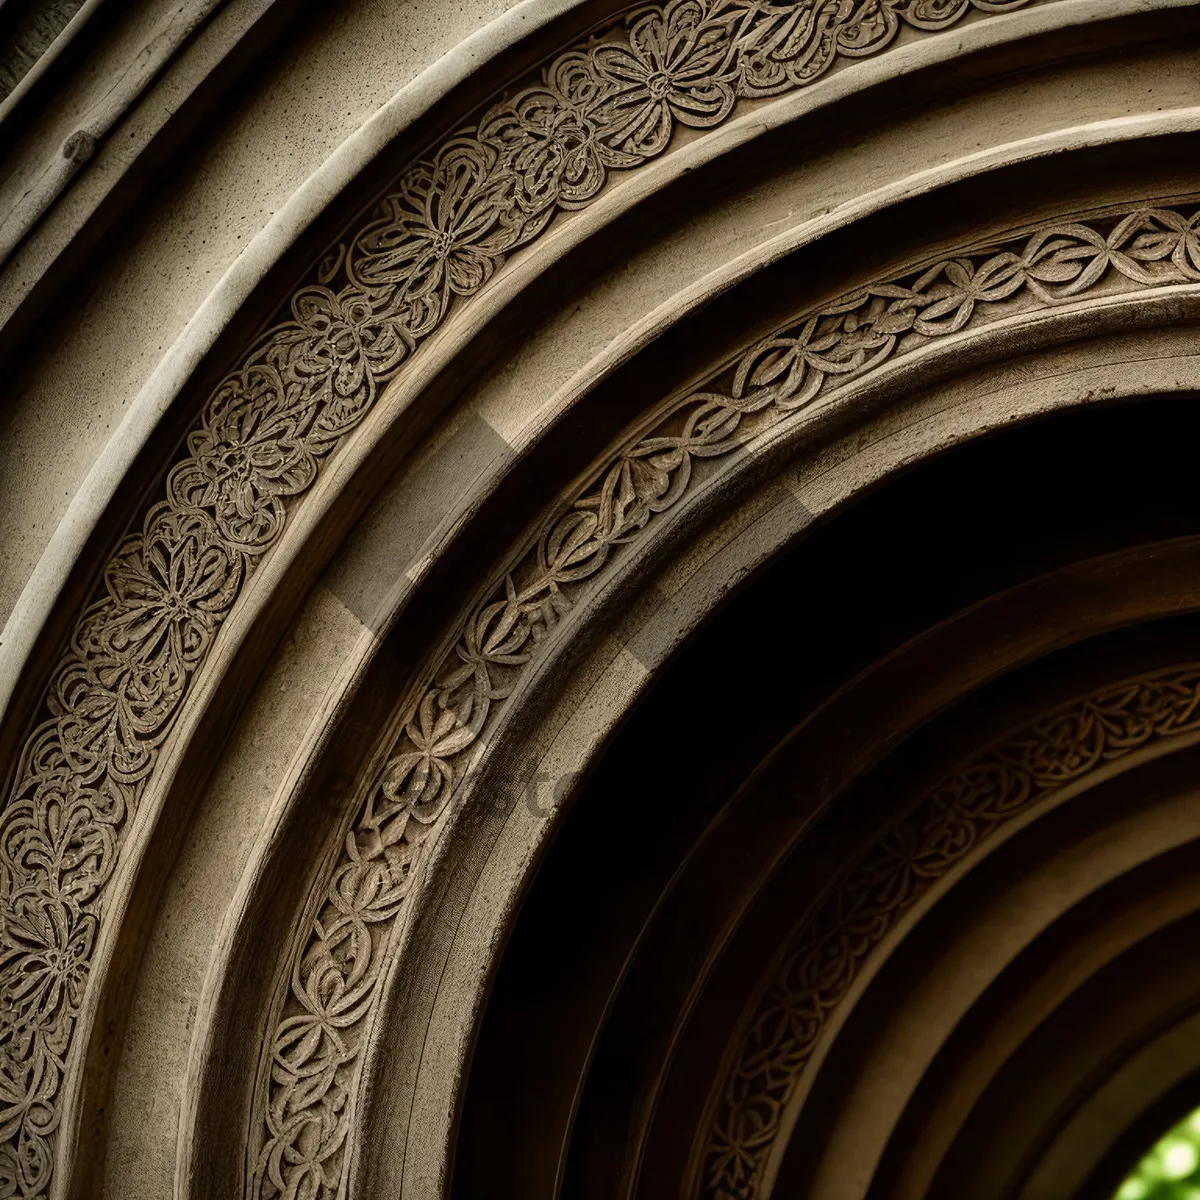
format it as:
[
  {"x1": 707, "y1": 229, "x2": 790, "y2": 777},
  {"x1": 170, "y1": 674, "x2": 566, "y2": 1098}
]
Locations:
[
  {"x1": 256, "y1": 203, "x2": 1200, "y2": 1200},
  {"x1": 698, "y1": 670, "x2": 1200, "y2": 1200},
  {"x1": 6, "y1": 0, "x2": 1182, "y2": 1194}
]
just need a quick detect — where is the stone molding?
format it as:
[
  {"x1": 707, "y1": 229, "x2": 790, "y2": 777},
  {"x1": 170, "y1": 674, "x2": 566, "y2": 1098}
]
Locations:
[
  {"x1": 6, "y1": 0, "x2": 1188, "y2": 1195},
  {"x1": 0, "y1": 0, "x2": 236, "y2": 269},
  {"x1": 697, "y1": 666, "x2": 1200, "y2": 1200},
  {"x1": 255, "y1": 201, "x2": 1200, "y2": 1198}
]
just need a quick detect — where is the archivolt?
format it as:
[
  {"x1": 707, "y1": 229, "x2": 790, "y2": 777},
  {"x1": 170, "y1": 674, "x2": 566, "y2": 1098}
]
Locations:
[
  {"x1": 254, "y1": 199, "x2": 1200, "y2": 1200},
  {"x1": 701, "y1": 666, "x2": 1200, "y2": 1200},
  {"x1": 6, "y1": 1, "x2": 1200, "y2": 1199},
  {"x1": 2, "y1": 2, "x2": 1062, "y2": 1194}
]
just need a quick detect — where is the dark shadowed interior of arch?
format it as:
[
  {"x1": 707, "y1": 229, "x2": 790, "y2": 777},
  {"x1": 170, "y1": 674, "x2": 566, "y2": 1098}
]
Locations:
[{"x1": 452, "y1": 391, "x2": 1200, "y2": 1200}]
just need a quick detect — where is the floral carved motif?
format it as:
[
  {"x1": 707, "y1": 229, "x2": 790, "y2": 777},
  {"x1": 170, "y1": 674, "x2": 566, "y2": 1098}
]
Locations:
[
  {"x1": 698, "y1": 668, "x2": 1200, "y2": 1200},
  {"x1": 257, "y1": 201, "x2": 1200, "y2": 1200},
  {"x1": 0, "y1": 0, "x2": 1183, "y2": 1194}
]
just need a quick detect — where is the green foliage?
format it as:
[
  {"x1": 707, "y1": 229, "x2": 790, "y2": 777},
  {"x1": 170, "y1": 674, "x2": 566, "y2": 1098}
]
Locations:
[{"x1": 1116, "y1": 1108, "x2": 1200, "y2": 1200}]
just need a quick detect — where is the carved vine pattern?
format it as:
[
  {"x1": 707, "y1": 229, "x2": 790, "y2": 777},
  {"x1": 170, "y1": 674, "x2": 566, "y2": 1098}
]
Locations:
[
  {"x1": 699, "y1": 667, "x2": 1200, "y2": 1200},
  {"x1": 260, "y1": 200, "x2": 1200, "y2": 1200},
  {"x1": 257, "y1": 202, "x2": 1200, "y2": 1198},
  {"x1": 0, "y1": 0, "x2": 1191, "y2": 1195}
]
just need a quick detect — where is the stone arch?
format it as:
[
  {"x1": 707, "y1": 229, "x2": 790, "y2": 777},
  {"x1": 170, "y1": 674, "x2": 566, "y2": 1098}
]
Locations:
[{"x1": 2, "y1": 2, "x2": 1200, "y2": 1198}]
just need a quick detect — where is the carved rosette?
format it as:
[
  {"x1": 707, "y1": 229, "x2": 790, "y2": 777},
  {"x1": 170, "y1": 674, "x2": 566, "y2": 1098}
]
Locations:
[{"x1": 7, "y1": 0, "x2": 1196, "y2": 1196}]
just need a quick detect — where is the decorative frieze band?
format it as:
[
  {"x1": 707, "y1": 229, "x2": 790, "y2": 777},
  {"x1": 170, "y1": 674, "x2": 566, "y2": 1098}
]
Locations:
[
  {"x1": 698, "y1": 667, "x2": 1200, "y2": 1200},
  {"x1": 4, "y1": 0, "x2": 1180, "y2": 1196},
  {"x1": 256, "y1": 201, "x2": 1200, "y2": 1199}
]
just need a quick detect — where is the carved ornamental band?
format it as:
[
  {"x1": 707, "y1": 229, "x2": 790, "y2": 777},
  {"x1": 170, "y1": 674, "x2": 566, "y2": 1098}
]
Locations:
[
  {"x1": 6, "y1": 1, "x2": 1193, "y2": 1198},
  {"x1": 259, "y1": 206, "x2": 1200, "y2": 1199},
  {"x1": 699, "y1": 668, "x2": 1200, "y2": 1200}
]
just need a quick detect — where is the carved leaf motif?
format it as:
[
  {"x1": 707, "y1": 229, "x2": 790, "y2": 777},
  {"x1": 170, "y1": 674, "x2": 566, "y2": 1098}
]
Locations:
[
  {"x1": 171, "y1": 369, "x2": 317, "y2": 553},
  {"x1": 279, "y1": 284, "x2": 413, "y2": 444},
  {"x1": 593, "y1": 1, "x2": 740, "y2": 157}
]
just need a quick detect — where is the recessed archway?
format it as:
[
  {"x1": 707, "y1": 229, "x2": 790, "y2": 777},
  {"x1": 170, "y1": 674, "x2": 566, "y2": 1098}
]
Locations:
[
  {"x1": 450, "y1": 394, "x2": 1200, "y2": 1200},
  {"x1": 2, "y1": 4, "x2": 1200, "y2": 1199}
]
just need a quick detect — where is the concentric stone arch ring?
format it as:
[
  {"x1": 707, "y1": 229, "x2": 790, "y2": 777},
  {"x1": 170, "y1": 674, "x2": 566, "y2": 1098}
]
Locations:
[{"x1": 2, "y1": 3, "x2": 1200, "y2": 1199}]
